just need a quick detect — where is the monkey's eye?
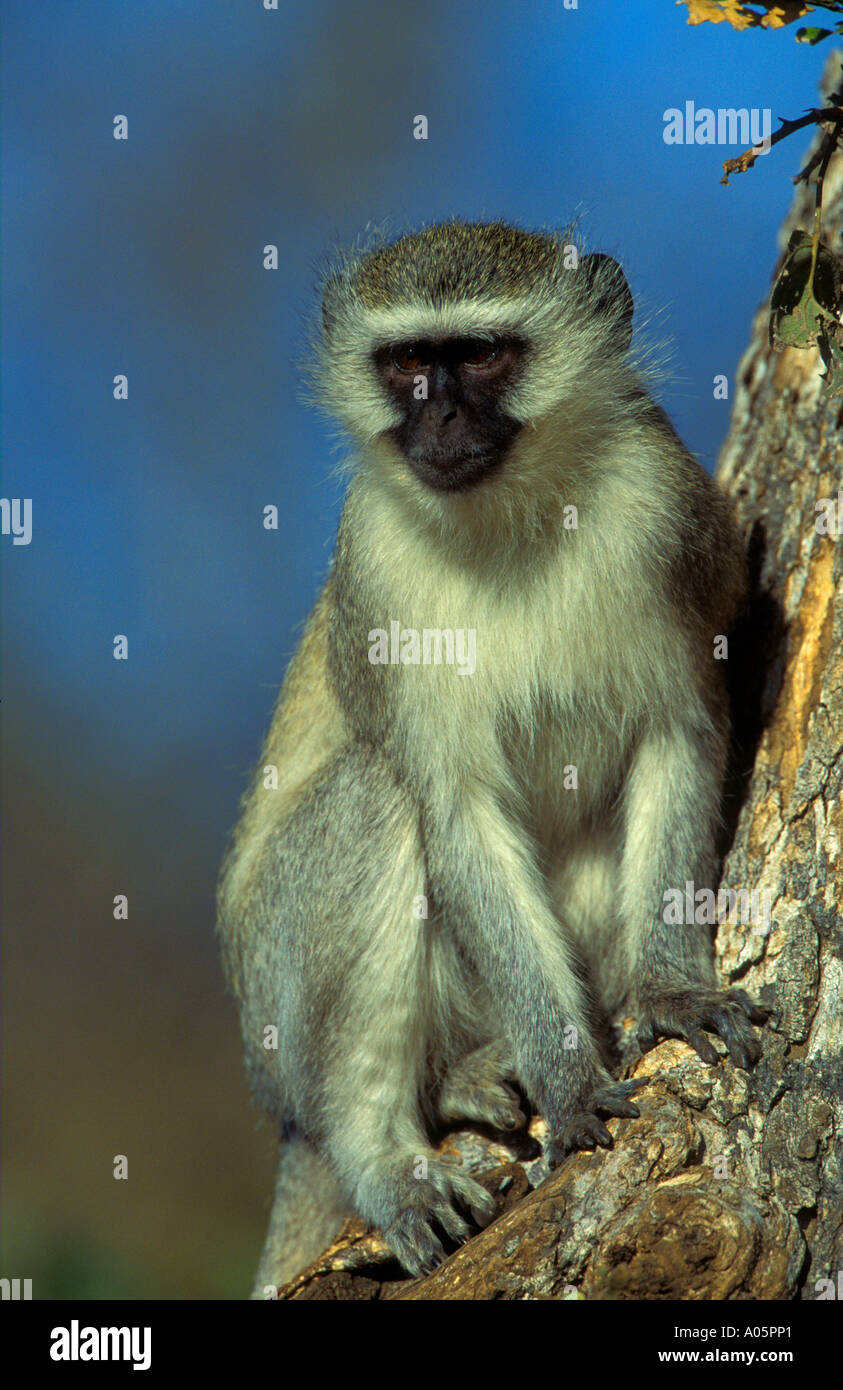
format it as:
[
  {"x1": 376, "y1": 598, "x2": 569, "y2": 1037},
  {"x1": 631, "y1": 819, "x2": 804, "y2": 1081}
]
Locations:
[
  {"x1": 391, "y1": 344, "x2": 429, "y2": 373},
  {"x1": 461, "y1": 340, "x2": 499, "y2": 368}
]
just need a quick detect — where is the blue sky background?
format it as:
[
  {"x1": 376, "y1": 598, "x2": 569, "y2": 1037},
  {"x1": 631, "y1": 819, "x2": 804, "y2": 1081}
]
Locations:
[{"x1": 1, "y1": 0, "x2": 833, "y2": 1297}]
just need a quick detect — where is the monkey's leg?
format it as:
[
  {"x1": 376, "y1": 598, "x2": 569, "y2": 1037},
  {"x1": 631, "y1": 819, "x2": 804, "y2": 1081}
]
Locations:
[
  {"x1": 437, "y1": 1040, "x2": 527, "y2": 1132},
  {"x1": 273, "y1": 746, "x2": 495, "y2": 1278},
  {"x1": 620, "y1": 720, "x2": 771, "y2": 1069},
  {"x1": 423, "y1": 782, "x2": 646, "y2": 1168}
]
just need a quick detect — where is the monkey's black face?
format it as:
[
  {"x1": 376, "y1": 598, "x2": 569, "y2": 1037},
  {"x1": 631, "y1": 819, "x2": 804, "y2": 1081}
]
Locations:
[{"x1": 375, "y1": 335, "x2": 525, "y2": 492}]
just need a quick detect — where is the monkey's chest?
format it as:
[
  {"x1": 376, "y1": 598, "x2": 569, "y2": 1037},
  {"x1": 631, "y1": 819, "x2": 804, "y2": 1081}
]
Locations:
[{"x1": 503, "y1": 700, "x2": 631, "y2": 837}]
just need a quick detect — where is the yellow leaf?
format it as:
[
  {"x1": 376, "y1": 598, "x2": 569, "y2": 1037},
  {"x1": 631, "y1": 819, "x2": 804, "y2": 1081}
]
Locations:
[
  {"x1": 680, "y1": 0, "x2": 763, "y2": 27},
  {"x1": 760, "y1": 3, "x2": 816, "y2": 28},
  {"x1": 679, "y1": 0, "x2": 816, "y2": 28}
]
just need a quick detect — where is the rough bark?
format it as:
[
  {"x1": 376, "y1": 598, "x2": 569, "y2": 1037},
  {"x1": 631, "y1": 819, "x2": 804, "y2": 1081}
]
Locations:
[{"x1": 276, "y1": 67, "x2": 843, "y2": 1302}]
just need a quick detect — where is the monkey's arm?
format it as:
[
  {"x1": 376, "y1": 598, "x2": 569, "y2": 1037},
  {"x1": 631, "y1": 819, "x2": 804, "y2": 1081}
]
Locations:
[
  {"x1": 620, "y1": 712, "x2": 769, "y2": 1067},
  {"x1": 423, "y1": 773, "x2": 645, "y2": 1160}
]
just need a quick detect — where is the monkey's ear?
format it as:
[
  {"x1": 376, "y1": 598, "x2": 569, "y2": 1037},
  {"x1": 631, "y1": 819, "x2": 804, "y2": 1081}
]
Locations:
[{"x1": 581, "y1": 253, "x2": 634, "y2": 353}]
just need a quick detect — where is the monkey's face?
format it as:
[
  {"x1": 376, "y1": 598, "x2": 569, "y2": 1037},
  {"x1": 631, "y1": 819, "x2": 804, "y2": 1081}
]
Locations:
[
  {"x1": 374, "y1": 335, "x2": 526, "y2": 492},
  {"x1": 316, "y1": 225, "x2": 637, "y2": 483}
]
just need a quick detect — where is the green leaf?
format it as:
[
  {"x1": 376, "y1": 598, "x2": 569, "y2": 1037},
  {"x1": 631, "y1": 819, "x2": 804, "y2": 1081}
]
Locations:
[
  {"x1": 795, "y1": 26, "x2": 833, "y2": 42},
  {"x1": 769, "y1": 230, "x2": 843, "y2": 354}
]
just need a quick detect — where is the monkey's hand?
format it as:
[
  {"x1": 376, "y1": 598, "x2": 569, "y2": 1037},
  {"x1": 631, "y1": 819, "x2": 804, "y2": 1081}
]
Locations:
[
  {"x1": 380, "y1": 1155, "x2": 496, "y2": 1278},
  {"x1": 636, "y1": 985, "x2": 771, "y2": 1070},
  {"x1": 544, "y1": 1076, "x2": 649, "y2": 1170}
]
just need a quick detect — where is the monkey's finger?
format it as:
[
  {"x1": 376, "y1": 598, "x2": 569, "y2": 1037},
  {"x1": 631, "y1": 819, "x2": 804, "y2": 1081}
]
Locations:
[
  {"x1": 592, "y1": 1077, "x2": 650, "y2": 1116},
  {"x1": 727, "y1": 1030, "x2": 762, "y2": 1070},
  {"x1": 385, "y1": 1210, "x2": 447, "y2": 1278},
  {"x1": 559, "y1": 1114, "x2": 613, "y2": 1151},
  {"x1": 729, "y1": 988, "x2": 773, "y2": 1024},
  {"x1": 709, "y1": 1006, "x2": 763, "y2": 1069},
  {"x1": 450, "y1": 1181, "x2": 496, "y2": 1230},
  {"x1": 389, "y1": 1239, "x2": 440, "y2": 1279},
  {"x1": 430, "y1": 1200, "x2": 472, "y2": 1245},
  {"x1": 732, "y1": 1036, "x2": 762, "y2": 1069},
  {"x1": 467, "y1": 1186, "x2": 497, "y2": 1226},
  {"x1": 486, "y1": 1084, "x2": 528, "y2": 1131},
  {"x1": 593, "y1": 1123, "x2": 613, "y2": 1148},
  {"x1": 498, "y1": 1106, "x2": 528, "y2": 1131},
  {"x1": 444, "y1": 1174, "x2": 496, "y2": 1227},
  {"x1": 567, "y1": 1131, "x2": 596, "y2": 1151},
  {"x1": 469, "y1": 1201, "x2": 495, "y2": 1229},
  {"x1": 544, "y1": 1141, "x2": 565, "y2": 1170},
  {"x1": 721, "y1": 1032, "x2": 752, "y2": 1069},
  {"x1": 748, "y1": 1005, "x2": 773, "y2": 1025},
  {"x1": 685, "y1": 1029, "x2": 720, "y2": 1065},
  {"x1": 596, "y1": 1098, "x2": 640, "y2": 1119},
  {"x1": 497, "y1": 1086, "x2": 529, "y2": 1130}
]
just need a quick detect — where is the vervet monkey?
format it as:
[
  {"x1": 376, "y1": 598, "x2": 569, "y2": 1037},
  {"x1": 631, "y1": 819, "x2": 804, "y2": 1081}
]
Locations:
[{"x1": 218, "y1": 219, "x2": 768, "y2": 1291}]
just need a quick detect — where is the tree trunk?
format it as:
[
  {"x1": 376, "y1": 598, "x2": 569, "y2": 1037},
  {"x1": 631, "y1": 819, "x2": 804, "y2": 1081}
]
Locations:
[{"x1": 276, "y1": 67, "x2": 843, "y2": 1302}]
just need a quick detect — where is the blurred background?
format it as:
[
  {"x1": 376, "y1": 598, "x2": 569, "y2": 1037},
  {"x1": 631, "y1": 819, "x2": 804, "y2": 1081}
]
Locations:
[{"x1": 0, "y1": 0, "x2": 830, "y2": 1298}]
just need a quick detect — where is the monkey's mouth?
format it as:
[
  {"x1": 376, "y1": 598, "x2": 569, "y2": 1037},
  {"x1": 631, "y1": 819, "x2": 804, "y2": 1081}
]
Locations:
[{"x1": 407, "y1": 449, "x2": 503, "y2": 493}]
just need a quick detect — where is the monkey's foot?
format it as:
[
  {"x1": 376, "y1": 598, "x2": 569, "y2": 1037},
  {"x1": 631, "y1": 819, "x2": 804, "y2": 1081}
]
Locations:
[
  {"x1": 544, "y1": 1076, "x2": 649, "y2": 1169},
  {"x1": 437, "y1": 1042, "x2": 527, "y2": 1132},
  {"x1": 381, "y1": 1158, "x2": 496, "y2": 1278},
  {"x1": 636, "y1": 986, "x2": 771, "y2": 1070}
]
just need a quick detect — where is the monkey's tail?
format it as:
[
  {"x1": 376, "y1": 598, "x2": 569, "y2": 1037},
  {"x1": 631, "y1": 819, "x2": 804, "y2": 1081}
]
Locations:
[{"x1": 250, "y1": 1132, "x2": 349, "y2": 1299}]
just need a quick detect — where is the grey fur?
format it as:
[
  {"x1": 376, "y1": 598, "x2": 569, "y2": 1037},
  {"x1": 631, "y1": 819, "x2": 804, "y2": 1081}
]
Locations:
[{"x1": 217, "y1": 219, "x2": 764, "y2": 1289}]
